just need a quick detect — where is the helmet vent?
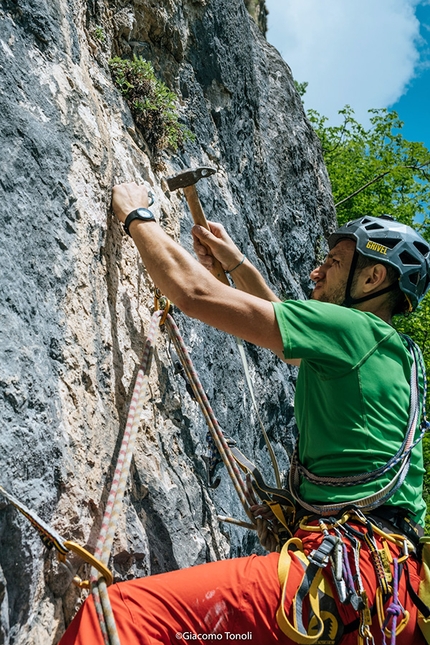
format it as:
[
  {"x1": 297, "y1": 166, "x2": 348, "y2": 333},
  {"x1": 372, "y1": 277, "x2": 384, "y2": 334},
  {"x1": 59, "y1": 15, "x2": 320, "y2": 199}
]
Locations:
[
  {"x1": 399, "y1": 250, "x2": 421, "y2": 266},
  {"x1": 381, "y1": 238, "x2": 401, "y2": 249},
  {"x1": 413, "y1": 241, "x2": 430, "y2": 257},
  {"x1": 364, "y1": 223, "x2": 384, "y2": 231},
  {"x1": 409, "y1": 272, "x2": 420, "y2": 286}
]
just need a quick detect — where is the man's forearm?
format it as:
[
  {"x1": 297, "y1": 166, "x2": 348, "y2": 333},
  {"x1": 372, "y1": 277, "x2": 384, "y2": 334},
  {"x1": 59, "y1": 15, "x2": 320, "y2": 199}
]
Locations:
[
  {"x1": 126, "y1": 219, "x2": 284, "y2": 353},
  {"x1": 111, "y1": 183, "x2": 285, "y2": 355},
  {"x1": 227, "y1": 259, "x2": 281, "y2": 302},
  {"x1": 191, "y1": 222, "x2": 281, "y2": 302}
]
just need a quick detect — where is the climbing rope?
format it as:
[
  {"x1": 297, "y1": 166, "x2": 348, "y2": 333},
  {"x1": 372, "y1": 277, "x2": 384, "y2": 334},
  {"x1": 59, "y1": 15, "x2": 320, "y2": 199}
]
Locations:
[
  {"x1": 235, "y1": 337, "x2": 282, "y2": 488},
  {"x1": 90, "y1": 309, "x2": 162, "y2": 645},
  {"x1": 163, "y1": 312, "x2": 254, "y2": 522}
]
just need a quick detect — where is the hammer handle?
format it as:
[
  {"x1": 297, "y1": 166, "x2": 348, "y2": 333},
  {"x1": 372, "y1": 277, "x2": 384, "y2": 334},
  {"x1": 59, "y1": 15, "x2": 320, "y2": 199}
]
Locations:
[{"x1": 183, "y1": 185, "x2": 230, "y2": 286}]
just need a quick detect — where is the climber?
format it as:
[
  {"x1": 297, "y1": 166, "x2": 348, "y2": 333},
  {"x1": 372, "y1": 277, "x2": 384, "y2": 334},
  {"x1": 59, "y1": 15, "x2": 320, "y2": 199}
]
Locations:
[{"x1": 60, "y1": 181, "x2": 430, "y2": 645}]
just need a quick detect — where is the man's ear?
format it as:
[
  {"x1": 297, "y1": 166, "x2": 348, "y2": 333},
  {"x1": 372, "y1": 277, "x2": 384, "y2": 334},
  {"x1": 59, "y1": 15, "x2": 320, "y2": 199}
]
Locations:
[{"x1": 361, "y1": 263, "x2": 388, "y2": 293}]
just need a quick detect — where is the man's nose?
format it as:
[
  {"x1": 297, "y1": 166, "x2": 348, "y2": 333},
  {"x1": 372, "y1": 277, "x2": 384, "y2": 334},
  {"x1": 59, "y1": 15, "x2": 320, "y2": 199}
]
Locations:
[{"x1": 310, "y1": 265, "x2": 324, "y2": 282}]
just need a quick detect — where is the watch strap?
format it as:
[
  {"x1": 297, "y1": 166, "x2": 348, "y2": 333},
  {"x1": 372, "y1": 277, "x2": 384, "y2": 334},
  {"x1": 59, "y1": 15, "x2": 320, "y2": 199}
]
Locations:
[{"x1": 123, "y1": 208, "x2": 156, "y2": 236}]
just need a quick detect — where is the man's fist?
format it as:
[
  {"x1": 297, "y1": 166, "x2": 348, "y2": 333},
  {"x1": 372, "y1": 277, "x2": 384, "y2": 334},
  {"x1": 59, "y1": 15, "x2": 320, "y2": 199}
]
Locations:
[
  {"x1": 192, "y1": 221, "x2": 243, "y2": 272},
  {"x1": 112, "y1": 182, "x2": 149, "y2": 223}
]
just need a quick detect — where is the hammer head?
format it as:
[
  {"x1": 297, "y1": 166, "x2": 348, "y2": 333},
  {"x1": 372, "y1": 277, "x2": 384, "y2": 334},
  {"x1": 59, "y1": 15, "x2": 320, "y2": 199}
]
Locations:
[{"x1": 166, "y1": 166, "x2": 216, "y2": 191}]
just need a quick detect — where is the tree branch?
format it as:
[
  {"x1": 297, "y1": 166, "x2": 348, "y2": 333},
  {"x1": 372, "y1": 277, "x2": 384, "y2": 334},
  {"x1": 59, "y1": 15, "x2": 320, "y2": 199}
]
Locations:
[{"x1": 335, "y1": 161, "x2": 430, "y2": 208}]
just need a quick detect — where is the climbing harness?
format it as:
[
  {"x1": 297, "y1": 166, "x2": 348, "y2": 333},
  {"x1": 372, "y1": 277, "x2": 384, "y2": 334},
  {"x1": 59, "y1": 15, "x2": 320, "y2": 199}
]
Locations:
[{"x1": 275, "y1": 509, "x2": 420, "y2": 645}]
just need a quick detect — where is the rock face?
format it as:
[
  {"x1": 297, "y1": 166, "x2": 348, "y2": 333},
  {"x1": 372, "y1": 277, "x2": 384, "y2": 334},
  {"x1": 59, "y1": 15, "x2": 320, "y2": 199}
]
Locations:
[
  {"x1": 0, "y1": 0, "x2": 335, "y2": 643},
  {"x1": 244, "y1": 0, "x2": 268, "y2": 35}
]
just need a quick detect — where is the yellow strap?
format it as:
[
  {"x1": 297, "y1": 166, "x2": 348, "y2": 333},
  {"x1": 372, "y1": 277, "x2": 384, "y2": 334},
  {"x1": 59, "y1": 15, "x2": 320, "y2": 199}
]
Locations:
[
  {"x1": 276, "y1": 539, "x2": 325, "y2": 645},
  {"x1": 419, "y1": 538, "x2": 430, "y2": 643},
  {"x1": 266, "y1": 501, "x2": 291, "y2": 531},
  {"x1": 278, "y1": 538, "x2": 303, "y2": 585}
]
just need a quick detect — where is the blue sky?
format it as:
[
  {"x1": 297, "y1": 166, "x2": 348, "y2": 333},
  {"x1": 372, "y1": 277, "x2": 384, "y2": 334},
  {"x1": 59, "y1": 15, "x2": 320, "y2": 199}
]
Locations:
[{"x1": 265, "y1": 0, "x2": 430, "y2": 150}]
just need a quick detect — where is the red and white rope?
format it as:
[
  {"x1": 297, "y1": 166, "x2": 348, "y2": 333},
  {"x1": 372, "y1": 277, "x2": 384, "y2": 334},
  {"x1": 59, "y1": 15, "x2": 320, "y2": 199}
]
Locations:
[{"x1": 90, "y1": 310, "x2": 162, "y2": 644}]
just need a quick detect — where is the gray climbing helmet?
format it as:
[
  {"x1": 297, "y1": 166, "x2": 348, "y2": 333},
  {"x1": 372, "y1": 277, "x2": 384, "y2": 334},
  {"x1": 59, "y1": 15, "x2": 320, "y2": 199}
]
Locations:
[{"x1": 328, "y1": 215, "x2": 430, "y2": 311}]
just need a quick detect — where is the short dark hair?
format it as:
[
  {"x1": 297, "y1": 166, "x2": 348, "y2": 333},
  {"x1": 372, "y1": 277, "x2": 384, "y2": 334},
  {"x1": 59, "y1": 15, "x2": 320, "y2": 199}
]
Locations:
[{"x1": 355, "y1": 253, "x2": 408, "y2": 315}]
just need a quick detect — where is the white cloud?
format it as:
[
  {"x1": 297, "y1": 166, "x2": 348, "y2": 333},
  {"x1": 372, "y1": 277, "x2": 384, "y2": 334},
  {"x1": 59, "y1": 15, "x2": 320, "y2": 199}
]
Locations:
[{"x1": 266, "y1": 0, "x2": 423, "y2": 124}]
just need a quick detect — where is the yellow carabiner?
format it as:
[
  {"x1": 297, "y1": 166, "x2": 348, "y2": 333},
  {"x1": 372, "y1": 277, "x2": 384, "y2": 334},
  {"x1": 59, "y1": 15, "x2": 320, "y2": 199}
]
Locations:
[
  {"x1": 153, "y1": 289, "x2": 171, "y2": 325},
  {"x1": 375, "y1": 587, "x2": 410, "y2": 636},
  {"x1": 62, "y1": 540, "x2": 114, "y2": 587}
]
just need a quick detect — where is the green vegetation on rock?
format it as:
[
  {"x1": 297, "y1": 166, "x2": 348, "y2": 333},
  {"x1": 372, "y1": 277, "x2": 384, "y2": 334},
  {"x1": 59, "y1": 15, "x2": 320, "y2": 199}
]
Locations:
[
  {"x1": 109, "y1": 56, "x2": 192, "y2": 158},
  {"x1": 93, "y1": 26, "x2": 106, "y2": 43}
]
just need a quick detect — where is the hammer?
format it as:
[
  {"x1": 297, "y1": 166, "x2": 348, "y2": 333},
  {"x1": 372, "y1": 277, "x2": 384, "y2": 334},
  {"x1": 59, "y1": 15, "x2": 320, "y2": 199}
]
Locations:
[{"x1": 166, "y1": 167, "x2": 230, "y2": 285}]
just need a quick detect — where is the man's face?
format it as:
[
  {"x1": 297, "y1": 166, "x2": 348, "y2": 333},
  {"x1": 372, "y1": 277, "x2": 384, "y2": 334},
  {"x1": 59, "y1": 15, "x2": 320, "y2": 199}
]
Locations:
[{"x1": 310, "y1": 239, "x2": 356, "y2": 304}]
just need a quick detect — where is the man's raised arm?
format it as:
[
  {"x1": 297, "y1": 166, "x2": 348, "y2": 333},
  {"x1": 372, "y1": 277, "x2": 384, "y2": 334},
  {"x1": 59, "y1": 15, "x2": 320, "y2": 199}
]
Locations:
[{"x1": 112, "y1": 182, "x2": 296, "y2": 362}]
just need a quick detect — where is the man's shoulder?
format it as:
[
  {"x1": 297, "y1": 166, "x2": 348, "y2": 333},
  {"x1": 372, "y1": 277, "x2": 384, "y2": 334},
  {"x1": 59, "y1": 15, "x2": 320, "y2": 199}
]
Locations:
[
  {"x1": 275, "y1": 298, "x2": 393, "y2": 330},
  {"x1": 273, "y1": 299, "x2": 401, "y2": 365}
]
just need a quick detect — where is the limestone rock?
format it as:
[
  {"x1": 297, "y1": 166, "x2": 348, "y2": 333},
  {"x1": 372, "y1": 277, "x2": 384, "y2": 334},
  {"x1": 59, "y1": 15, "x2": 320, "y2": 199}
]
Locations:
[
  {"x1": 0, "y1": 0, "x2": 335, "y2": 642},
  {"x1": 244, "y1": 0, "x2": 269, "y2": 35}
]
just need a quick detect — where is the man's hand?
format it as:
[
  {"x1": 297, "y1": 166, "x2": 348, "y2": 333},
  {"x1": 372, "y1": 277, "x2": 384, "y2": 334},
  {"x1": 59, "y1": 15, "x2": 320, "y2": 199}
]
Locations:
[
  {"x1": 192, "y1": 221, "x2": 243, "y2": 272},
  {"x1": 112, "y1": 182, "x2": 149, "y2": 223}
]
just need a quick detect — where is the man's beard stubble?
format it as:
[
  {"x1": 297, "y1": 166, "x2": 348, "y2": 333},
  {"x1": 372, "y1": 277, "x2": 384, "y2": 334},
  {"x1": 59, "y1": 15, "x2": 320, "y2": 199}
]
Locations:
[{"x1": 310, "y1": 278, "x2": 348, "y2": 306}]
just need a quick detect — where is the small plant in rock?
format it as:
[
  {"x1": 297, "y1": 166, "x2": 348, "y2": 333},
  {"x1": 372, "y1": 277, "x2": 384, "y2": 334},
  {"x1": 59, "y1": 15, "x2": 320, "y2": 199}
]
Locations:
[
  {"x1": 109, "y1": 56, "x2": 192, "y2": 159},
  {"x1": 93, "y1": 26, "x2": 106, "y2": 43}
]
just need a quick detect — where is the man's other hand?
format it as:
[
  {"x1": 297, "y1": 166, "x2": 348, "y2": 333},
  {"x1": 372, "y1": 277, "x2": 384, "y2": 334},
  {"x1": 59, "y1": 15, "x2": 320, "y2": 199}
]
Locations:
[
  {"x1": 112, "y1": 182, "x2": 149, "y2": 223},
  {"x1": 192, "y1": 221, "x2": 243, "y2": 272}
]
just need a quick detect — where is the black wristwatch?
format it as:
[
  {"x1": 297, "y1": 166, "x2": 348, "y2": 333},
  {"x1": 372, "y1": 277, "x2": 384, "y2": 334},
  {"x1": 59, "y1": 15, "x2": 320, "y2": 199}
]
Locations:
[{"x1": 123, "y1": 208, "x2": 156, "y2": 236}]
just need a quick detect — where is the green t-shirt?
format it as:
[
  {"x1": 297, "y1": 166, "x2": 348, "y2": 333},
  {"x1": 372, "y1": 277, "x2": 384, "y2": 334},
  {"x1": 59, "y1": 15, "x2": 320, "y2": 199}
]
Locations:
[{"x1": 273, "y1": 299, "x2": 426, "y2": 527}]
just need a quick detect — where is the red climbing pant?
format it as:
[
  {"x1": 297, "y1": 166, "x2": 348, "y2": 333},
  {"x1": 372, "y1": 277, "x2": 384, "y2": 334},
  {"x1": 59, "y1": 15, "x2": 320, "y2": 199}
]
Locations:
[{"x1": 59, "y1": 526, "x2": 426, "y2": 645}]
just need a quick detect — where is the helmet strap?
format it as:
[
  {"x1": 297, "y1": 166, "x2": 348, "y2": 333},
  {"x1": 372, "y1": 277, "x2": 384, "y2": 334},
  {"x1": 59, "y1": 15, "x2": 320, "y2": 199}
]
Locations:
[{"x1": 342, "y1": 250, "x2": 398, "y2": 308}]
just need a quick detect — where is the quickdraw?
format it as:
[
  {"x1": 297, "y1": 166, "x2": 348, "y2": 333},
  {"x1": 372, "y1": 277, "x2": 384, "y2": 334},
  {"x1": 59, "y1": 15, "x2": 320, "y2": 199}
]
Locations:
[
  {"x1": 275, "y1": 510, "x2": 417, "y2": 645},
  {"x1": 0, "y1": 484, "x2": 113, "y2": 588}
]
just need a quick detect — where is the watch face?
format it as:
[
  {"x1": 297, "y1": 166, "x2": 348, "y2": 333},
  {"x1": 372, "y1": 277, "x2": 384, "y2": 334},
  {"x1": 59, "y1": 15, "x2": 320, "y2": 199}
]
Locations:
[{"x1": 136, "y1": 208, "x2": 155, "y2": 220}]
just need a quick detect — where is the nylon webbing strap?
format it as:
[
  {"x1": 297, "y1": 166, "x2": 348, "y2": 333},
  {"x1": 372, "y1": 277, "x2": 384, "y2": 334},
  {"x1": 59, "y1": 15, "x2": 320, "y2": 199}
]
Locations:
[{"x1": 276, "y1": 535, "x2": 338, "y2": 644}]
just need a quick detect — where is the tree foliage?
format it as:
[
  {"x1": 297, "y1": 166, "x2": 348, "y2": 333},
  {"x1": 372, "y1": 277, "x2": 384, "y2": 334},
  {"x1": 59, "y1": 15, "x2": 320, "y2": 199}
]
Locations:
[{"x1": 307, "y1": 103, "x2": 430, "y2": 525}]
